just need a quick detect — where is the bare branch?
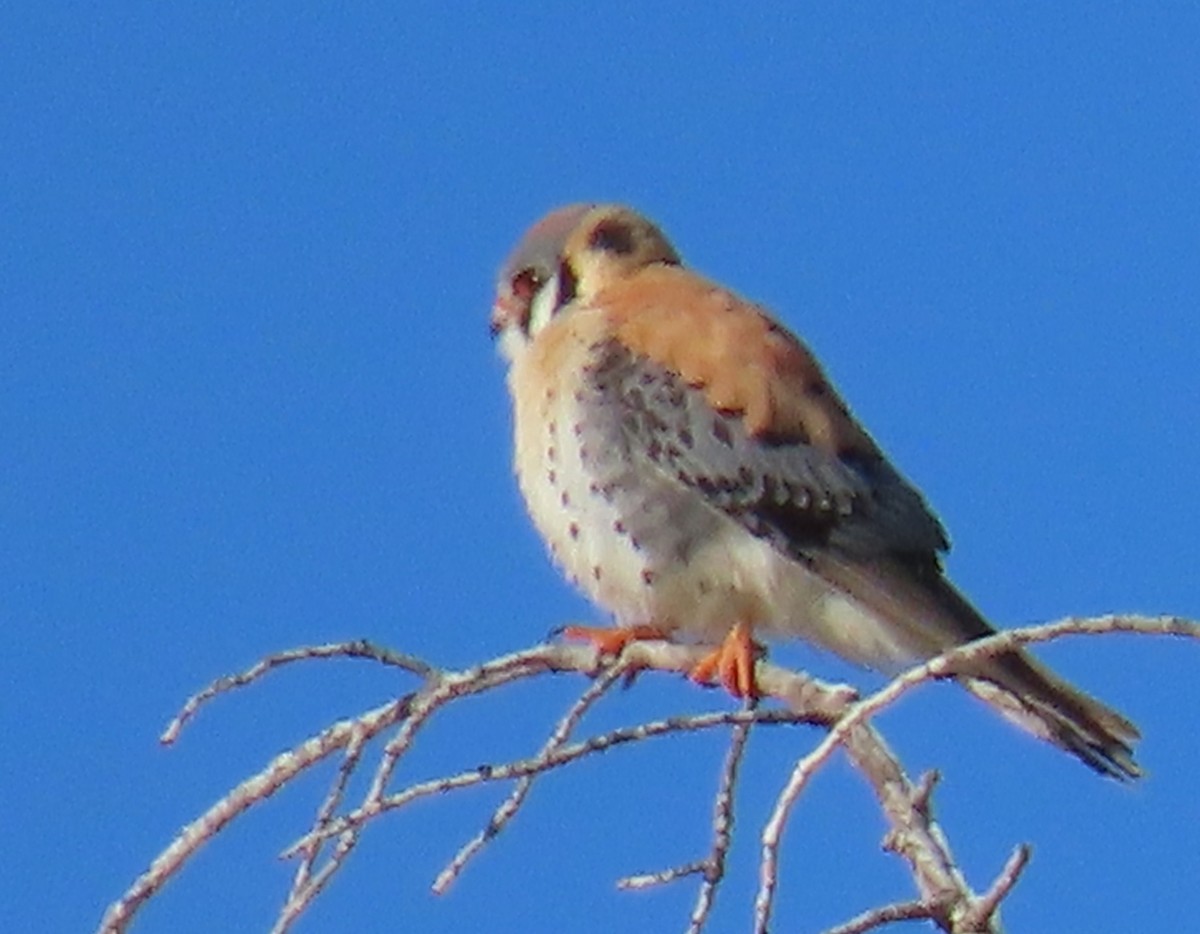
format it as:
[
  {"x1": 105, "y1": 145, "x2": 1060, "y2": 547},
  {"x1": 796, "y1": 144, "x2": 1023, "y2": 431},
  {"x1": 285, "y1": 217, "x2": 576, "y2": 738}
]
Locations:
[
  {"x1": 615, "y1": 700, "x2": 756, "y2": 933},
  {"x1": 822, "y1": 898, "x2": 940, "y2": 934},
  {"x1": 432, "y1": 655, "x2": 635, "y2": 894},
  {"x1": 755, "y1": 614, "x2": 1200, "y2": 932},
  {"x1": 958, "y1": 845, "x2": 1032, "y2": 932},
  {"x1": 160, "y1": 639, "x2": 431, "y2": 744},
  {"x1": 99, "y1": 698, "x2": 409, "y2": 934},
  {"x1": 618, "y1": 861, "x2": 708, "y2": 890},
  {"x1": 98, "y1": 614, "x2": 1200, "y2": 934},
  {"x1": 285, "y1": 707, "x2": 810, "y2": 857},
  {"x1": 688, "y1": 710, "x2": 753, "y2": 932},
  {"x1": 276, "y1": 726, "x2": 375, "y2": 933}
]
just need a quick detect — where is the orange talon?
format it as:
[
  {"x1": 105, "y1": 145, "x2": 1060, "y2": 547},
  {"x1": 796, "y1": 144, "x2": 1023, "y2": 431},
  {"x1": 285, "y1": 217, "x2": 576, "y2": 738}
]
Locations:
[
  {"x1": 689, "y1": 622, "x2": 760, "y2": 699},
  {"x1": 560, "y1": 624, "x2": 669, "y2": 656}
]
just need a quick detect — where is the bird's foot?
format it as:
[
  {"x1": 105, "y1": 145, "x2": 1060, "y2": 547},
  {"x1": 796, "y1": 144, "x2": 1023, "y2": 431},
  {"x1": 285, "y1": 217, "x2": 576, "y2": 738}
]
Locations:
[
  {"x1": 689, "y1": 622, "x2": 761, "y2": 700},
  {"x1": 559, "y1": 623, "x2": 670, "y2": 656}
]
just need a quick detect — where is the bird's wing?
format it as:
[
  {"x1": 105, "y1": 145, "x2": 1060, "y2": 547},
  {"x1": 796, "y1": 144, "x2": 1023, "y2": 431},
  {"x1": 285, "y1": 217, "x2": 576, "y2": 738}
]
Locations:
[{"x1": 592, "y1": 264, "x2": 949, "y2": 565}]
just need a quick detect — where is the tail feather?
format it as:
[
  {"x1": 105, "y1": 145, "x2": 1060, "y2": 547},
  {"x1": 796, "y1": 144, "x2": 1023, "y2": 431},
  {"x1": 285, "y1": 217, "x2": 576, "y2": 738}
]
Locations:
[
  {"x1": 810, "y1": 552, "x2": 1141, "y2": 779},
  {"x1": 928, "y1": 577, "x2": 1141, "y2": 780},
  {"x1": 962, "y1": 662, "x2": 1140, "y2": 780}
]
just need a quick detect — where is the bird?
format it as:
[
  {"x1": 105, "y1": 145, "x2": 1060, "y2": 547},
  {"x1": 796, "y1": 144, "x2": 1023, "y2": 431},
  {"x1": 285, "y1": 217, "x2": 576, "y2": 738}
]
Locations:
[{"x1": 489, "y1": 202, "x2": 1139, "y2": 780}]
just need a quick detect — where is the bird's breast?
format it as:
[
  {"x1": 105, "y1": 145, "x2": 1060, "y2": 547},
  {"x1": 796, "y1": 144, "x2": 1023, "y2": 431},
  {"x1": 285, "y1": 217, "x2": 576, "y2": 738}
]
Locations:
[{"x1": 506, "y1": 322, "x2": 804, "y2": 641}]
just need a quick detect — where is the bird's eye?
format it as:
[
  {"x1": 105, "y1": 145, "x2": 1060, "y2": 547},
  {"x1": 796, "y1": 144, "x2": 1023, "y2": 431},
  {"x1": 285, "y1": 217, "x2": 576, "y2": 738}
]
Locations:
[{"x1": 511, "y1": 267, "x2": 543, "y2": 301}]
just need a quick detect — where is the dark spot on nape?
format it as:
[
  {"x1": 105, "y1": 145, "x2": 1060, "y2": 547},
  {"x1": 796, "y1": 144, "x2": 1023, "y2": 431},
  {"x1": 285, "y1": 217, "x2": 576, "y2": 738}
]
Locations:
[
  {"x1": 641, "y1": 568, "x2": 655, "y2": 586},
  {"x1": 546, "y1": 445, "x2": 557, "y2": 462},
  {"x1": 557, "y1": 260, "x2": 578, "y2": 307},
  {"x1": 613, "y1": 519, "x2": 627, "y2": 534},
  {"x1": 568, "y1": 521, "x2": 580, "y2": 540},
  {"x1": 592, "y1": 565, "x2": 603, "y2": 581},
  {"x1": 588, "y1": 218, "x2": 637, "y2": 256},
  {"x1": 546, "y1": 468, "x2": 557, "y2": 485},
  {"x1": 560, "y1": 491, "x2": 571, "y2": 507}
]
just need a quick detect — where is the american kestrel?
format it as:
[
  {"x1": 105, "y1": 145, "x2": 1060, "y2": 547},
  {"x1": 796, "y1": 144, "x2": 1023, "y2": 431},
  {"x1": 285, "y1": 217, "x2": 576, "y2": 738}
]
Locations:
[{"x1": 490, "y1": 203, "x2": 1139, "y2": 779}]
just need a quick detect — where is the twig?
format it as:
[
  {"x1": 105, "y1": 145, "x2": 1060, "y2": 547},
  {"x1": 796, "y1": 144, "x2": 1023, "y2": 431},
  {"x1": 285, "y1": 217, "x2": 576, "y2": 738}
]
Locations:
[
  {"x1": 285, "y1": 708, "x2": 809, "y2": 857},
  {"x1": 160, "y1": 640, "x2": 432, "y2": 744},
  {"x1": 957, "y1": 845, "x2": 1032, "y2": 932},
  {"x1": 432, "y1": 655, "x2": 634, "y2": 894},
  {"x1": 822, "y1": 898, "x2": 940, "y2": 934},
  {"x1": 613, "y1": 700, "x2": 755, "y2": 934},
  {"x1": 754, "y1": 614, "x2": 1200, "y2": 933},
  {"x1": 276, "y1": 724, "x2": 376, "y2": 932},
  {"x1": 98, "y1": 698, "x2": 409, "y2": 934},
  {"x1": 98, "y1": 614, "x2": 1200, "y2": 934},
  {"x1": 617, "y1": 861, "x2": 708, "y2": 890},
  {"x1": 689, "y1": 708, "x2": 753, "y2": 932}
]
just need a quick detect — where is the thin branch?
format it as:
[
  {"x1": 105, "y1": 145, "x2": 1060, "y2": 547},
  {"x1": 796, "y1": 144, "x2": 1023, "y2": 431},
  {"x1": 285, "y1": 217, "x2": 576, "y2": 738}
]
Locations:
[
  {"x1": 98, "y1": 614, "x2": 1200, "y2": 934},
  {"x1": 271, "y1": 830, "x2": 358, "y2": 934},
  {"x1": 276, "y1": 725, "x2": 376, "y2": 933},
  {"x1": 160, "y1": 639, "x2": 432, "y2": 744},
  {"x1": 957, "y1": 845, "x2": 1032, "y2": 932},
  {"x1": 98, "y1": 698, "x2": 409, "y2": 934},
  {"x1": 755, "y1": 614, "x2": 1200, "y2": 933},
  {"x1": 285, "y1": 708, "x2": 809, "y2": 857},
  {"x1": 822, "y1": 898, "x2": 940, "y2": 934},
  {"x1": 618, "y1": 861, "x2": 708, "y2": 890},
  {"x1": 432, "y1": 655, "x2": 635, "y2": 894},
  {"x1": 613, "y1": 700, "x2": 755, "y2": 934},
  {"x1": 843, "y1": 727, "x2": 968, "y2": 932},
  {"x1": 688, "y1": 709, "x2": 753, "y2": 932}
]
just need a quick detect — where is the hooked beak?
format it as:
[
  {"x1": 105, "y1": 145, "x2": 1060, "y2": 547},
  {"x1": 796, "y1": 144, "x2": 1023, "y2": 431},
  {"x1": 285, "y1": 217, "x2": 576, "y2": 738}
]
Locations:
[{"x1": 489, "y1": 291, "x2": 528, "y2": 338}]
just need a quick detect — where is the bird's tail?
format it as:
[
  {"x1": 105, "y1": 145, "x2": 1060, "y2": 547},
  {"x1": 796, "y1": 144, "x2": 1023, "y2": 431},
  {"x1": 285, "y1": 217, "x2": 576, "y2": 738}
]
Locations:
[
  {"x1": 960, "y1": 650, "x2": 1141, "y2": 780},
  {"x1": 810, "y1": 553, "x2": 1141, "y2": 779}
]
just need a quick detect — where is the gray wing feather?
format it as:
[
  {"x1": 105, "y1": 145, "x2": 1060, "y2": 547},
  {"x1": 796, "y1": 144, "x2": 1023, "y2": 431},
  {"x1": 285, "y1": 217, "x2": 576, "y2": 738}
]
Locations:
[{"x1": 587, "y1": 341, "x2": 948, "y2": 562}]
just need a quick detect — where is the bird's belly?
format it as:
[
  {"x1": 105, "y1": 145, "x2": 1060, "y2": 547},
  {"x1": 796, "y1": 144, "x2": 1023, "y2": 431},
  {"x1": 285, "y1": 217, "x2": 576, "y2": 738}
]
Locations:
[{"x1": 515, "y1": 403, "x2": 705, "y2": 626}]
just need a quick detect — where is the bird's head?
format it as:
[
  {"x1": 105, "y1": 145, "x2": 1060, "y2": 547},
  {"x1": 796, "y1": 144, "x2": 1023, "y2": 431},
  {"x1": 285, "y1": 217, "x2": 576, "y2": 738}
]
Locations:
[{"x1": 490, "y1": 203, "x2": 680, "y2": 360}]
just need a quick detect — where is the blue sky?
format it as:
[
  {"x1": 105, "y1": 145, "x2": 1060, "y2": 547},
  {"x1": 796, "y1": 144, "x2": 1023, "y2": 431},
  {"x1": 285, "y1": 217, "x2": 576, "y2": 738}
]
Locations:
[{"x1": 4, "y1": 5, "x2": 1198, "y2": 932}]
